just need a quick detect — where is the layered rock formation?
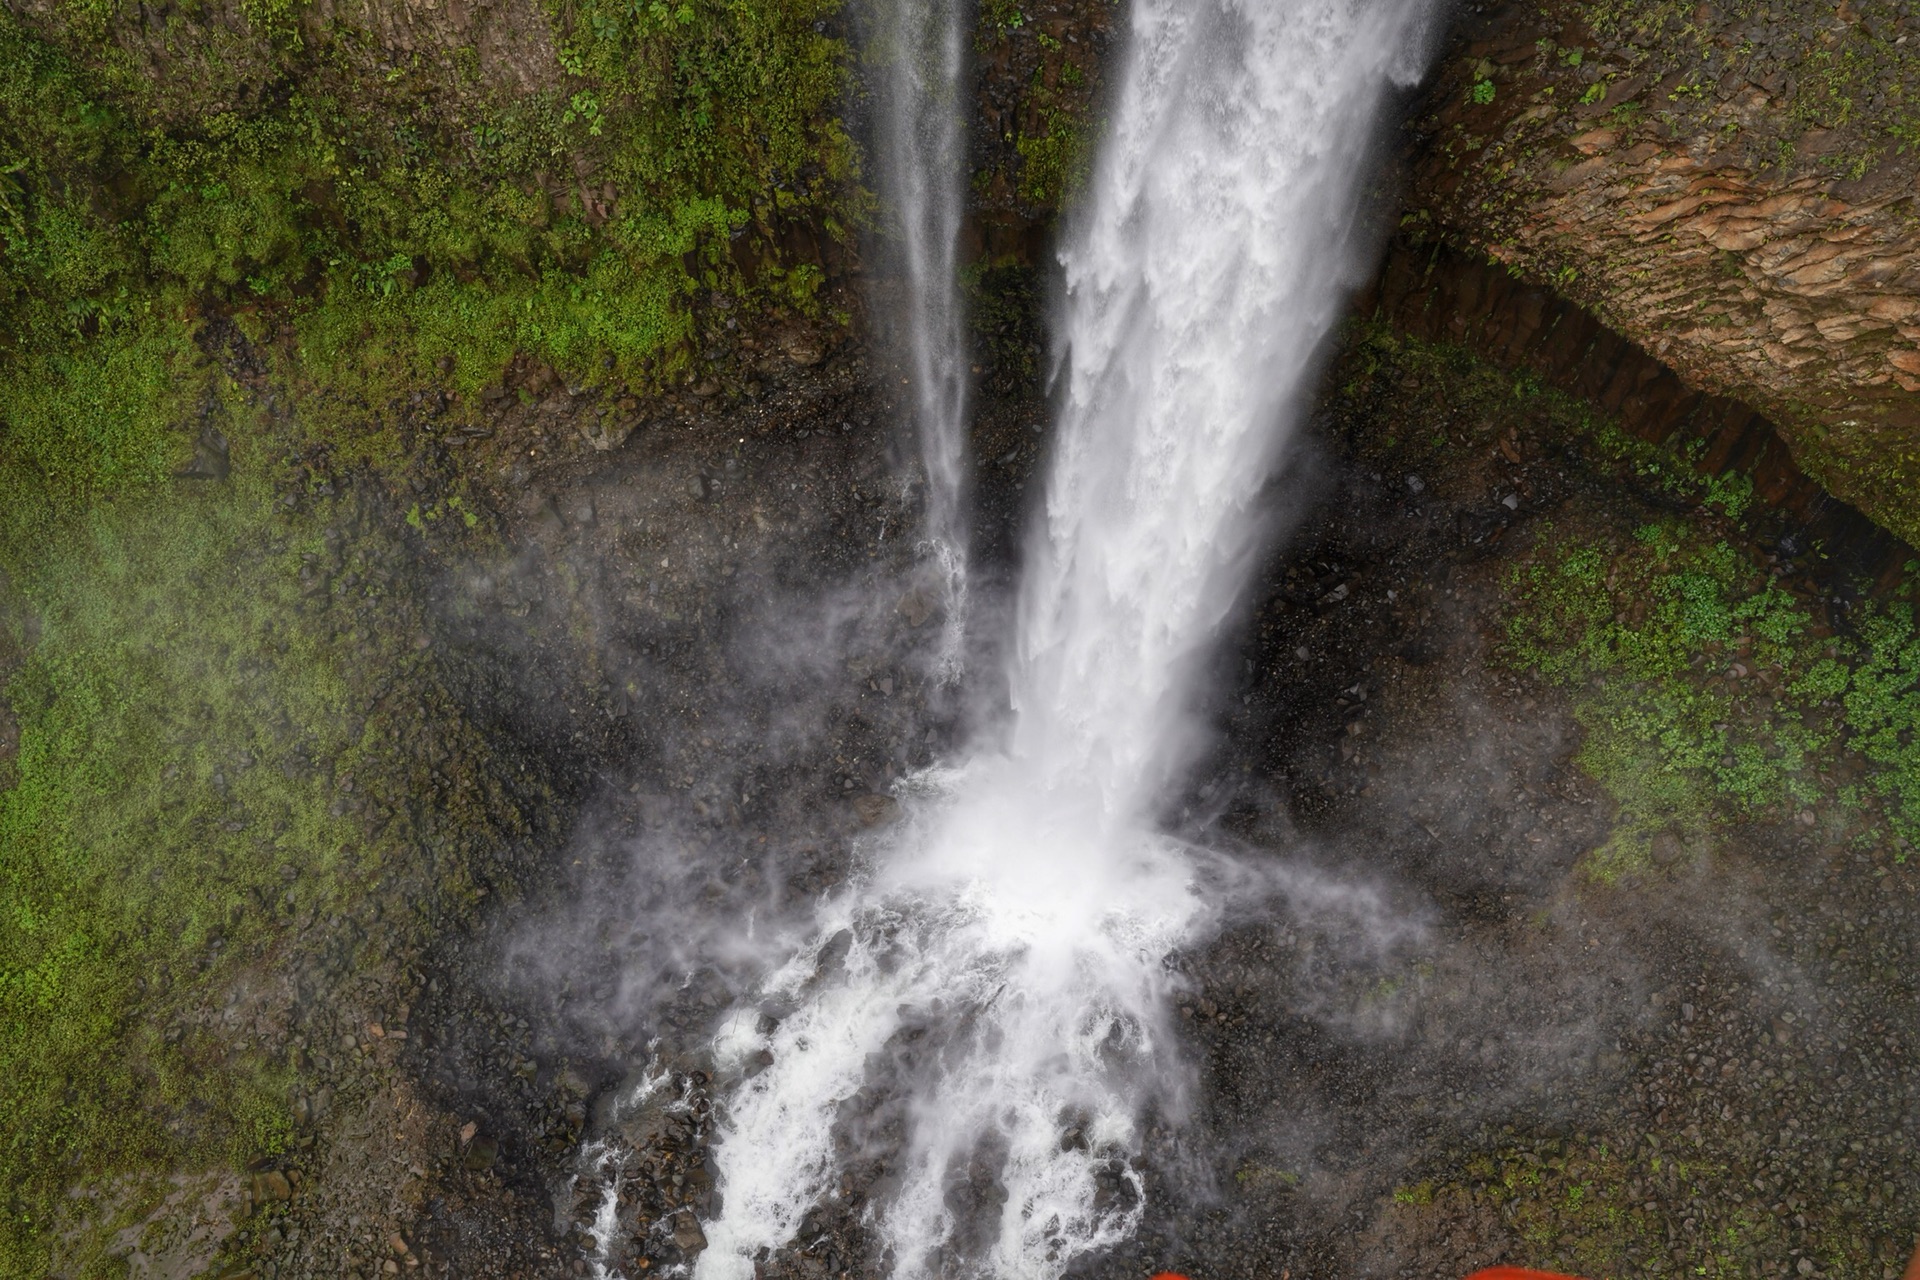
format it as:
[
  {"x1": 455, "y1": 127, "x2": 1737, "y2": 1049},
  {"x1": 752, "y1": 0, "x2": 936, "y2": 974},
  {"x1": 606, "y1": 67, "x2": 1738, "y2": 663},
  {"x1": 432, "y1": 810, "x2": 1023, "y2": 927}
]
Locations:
[
  {"x1": 1413, "y1": 0, "x2": 1920, "y2": 546},
  {"x1": 1367, "y1": 238, "x2": 1911, "y2": 584}
]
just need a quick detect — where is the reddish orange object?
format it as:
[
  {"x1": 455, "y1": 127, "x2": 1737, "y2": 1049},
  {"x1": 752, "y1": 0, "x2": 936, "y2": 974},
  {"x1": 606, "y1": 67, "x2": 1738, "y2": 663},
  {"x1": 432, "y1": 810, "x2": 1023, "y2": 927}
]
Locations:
[{"x1": 1151, "y1": 1269, "x2": 1584, "y2": 1280}]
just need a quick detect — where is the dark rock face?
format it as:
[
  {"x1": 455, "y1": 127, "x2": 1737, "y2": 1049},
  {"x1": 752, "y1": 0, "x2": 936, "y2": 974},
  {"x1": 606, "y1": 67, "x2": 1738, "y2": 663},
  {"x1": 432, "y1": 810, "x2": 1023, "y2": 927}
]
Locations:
[
  {"x1": 1366, "y1": 237, "x2": 1913, "y2": 587},
  {"x1": 178, "y1": 423, "x2": 232, "y2": 481},
  {"x1": 1408, "y1": 0, "x2": 1920, "y2": 547}
]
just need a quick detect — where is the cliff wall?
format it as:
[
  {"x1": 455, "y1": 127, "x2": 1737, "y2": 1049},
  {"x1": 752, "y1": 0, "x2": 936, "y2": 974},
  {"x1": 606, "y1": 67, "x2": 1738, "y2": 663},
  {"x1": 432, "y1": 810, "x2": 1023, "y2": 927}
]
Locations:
[{"x1": 1412, "y1": 0, "x2": 1920, "y2": 545}]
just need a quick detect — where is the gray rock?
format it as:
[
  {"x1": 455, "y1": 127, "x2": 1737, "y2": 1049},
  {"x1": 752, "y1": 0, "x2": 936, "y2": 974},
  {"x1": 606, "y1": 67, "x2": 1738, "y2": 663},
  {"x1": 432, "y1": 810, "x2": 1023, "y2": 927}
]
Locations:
[
  {"x1": 581, "y1": 415, "x2": 637, "y2": 452},
  {"x1": 898, "y1": 589, "x2": 936, "y2": 629},
  {"x1": 852, "y1": 794, "x2": 900, "y2": 827},
  {"x1": 671, "y1": 1211, "x2": 707, "y2": 1254},
  {"x1": 178, "y1": 424, "x2": 231, "y2": 481},
  {"x1": 1651, "y1": 830, "x2": 1684, "y2": 866},
  {"x1": 251, "y1": 1170, "x2": 293, "y2": 1202}
]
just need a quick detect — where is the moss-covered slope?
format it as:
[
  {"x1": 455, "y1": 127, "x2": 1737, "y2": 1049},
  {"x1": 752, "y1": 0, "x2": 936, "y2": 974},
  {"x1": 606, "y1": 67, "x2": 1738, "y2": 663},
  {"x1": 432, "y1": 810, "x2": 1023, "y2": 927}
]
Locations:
[{"x1": 0, "y1": 0, "x2": 855, "y2": 532}]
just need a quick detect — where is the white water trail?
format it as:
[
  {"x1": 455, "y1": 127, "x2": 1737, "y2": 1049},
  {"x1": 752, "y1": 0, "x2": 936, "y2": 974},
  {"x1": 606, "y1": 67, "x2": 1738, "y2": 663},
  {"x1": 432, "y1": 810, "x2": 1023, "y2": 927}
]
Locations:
[
  {"x1": 696, "y1": 2, "x2": 1437, "y2": 1277},
  {"x1": 869, "y1": 0, "x2": 974, "y2": 675}
]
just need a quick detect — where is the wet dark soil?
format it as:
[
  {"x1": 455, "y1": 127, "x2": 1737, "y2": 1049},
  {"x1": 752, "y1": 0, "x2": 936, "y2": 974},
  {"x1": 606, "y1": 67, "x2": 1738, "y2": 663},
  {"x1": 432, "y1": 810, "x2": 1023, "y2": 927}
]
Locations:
[
  {"x1": 1086, "y1": 347, "x2": 1920, "y2": 1280},
  {"x1": 237, "y1": 298, "x2": 1918, "y2": 1280}
]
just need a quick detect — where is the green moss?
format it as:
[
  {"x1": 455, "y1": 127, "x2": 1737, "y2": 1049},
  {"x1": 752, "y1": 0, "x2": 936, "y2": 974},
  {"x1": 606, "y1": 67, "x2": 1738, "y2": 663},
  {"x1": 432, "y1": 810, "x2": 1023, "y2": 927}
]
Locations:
[
  {"x1": 979, "y1": 0, "x2": 1027, "y2": 33},
  {"x1": 0, "y1": 408, "x2": 539, "y2": 1271},
  {"x1": 1339, "y1": 324, "x2": 1920, "y2": 877},
  {"x1": 970, "y1": 6, "x2": 1104, "y2": 223},
  {"x1": 1582, "y1": 0, "x2": 1920, "y2": 178},
  {"x1": 1014, "y1": 61, "x2": 1095, "y2": 208},
  {"x1": 1401, "y1": 1138, "x2": 1799, "y2": 1278},
  {"x1": 0, "y1": 476, "x2": 335, "y2": 1267},
  {"x1": 1501, "y1": 469, "x2": 1920, "y2": 871},
  {"x1": 961, "y1": 262, "x2": 1042, "y2": 392},
  {"x1": 1502, "y1": 521, "x2": 1848, "y2": 877},
  {"x1": 1397, "y1": 1129, "x2": 1898, "y2": 1279},
  {"x1": 1, "y1": 0, "x2": 857, "y2": 522}
]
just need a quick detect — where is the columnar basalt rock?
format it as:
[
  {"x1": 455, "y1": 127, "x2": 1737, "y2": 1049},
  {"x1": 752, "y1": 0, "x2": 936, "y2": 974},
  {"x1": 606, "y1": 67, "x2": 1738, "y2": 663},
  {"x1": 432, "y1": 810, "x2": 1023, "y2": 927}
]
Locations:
[
  {"x1": 1366, "y1": 238, "x2": 1914, "y2": 586},
  {"x1": 1411, "y1": 0, "x2": 1920, "y2": 546}
]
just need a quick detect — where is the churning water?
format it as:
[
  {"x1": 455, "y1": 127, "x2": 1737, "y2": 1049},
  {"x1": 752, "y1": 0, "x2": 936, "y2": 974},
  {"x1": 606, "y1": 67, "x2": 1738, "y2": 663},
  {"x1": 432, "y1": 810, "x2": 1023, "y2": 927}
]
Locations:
[{"x1": 691, "y1": 1, "x2": 1440, "y2": 1276}]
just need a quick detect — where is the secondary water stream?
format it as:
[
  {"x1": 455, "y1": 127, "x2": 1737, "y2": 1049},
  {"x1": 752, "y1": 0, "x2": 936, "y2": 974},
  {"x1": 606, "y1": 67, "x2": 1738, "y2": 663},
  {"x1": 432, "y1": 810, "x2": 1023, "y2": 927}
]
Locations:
[{"x1": 867, "y1": 0, "x2": 975, "y2": 674}]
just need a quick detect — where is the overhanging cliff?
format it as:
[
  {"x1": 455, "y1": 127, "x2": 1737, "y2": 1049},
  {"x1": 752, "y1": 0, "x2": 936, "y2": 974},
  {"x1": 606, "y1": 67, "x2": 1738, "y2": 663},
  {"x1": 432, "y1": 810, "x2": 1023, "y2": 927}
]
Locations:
[{"x1": 1411, "y1": 0, "x2": 1920, "y2": 546}]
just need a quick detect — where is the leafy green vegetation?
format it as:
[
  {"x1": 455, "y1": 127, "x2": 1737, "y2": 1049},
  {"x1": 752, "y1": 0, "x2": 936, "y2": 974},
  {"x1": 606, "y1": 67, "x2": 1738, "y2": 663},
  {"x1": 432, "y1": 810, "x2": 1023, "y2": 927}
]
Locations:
[
  {"x1": 970, "y1": 5, "x2": 1104, "y2": 221},
  {"x1": 979, "y1": 0, "x2": 1027, "y2": 33},
  {"x1": 1502, "y1": 520, "x2": 1862, "y2": 879},
  {"x1": 1495, "y1": 439, "x2": 1920, "y2": 881},
  {"x1": 1013, "y1": 60, "x2": 1095, "y2": 208},
  {"x1": 1, "y1": 0, "x2": 855, "y2": 521},
  {"x1": 1340, "y1": 325, "x2": 1920, "y2": 880}
]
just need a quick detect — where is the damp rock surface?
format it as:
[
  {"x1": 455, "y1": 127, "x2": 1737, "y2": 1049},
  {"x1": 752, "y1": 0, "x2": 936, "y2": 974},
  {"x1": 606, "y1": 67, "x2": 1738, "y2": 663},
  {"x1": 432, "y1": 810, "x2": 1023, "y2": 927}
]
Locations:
[
  {"x1": 241, "y1": 324, "x2": 1912, "y2": 1280},
  {"x1": 1412, "y1": 0, "x2": 1920, "y2": 549}
]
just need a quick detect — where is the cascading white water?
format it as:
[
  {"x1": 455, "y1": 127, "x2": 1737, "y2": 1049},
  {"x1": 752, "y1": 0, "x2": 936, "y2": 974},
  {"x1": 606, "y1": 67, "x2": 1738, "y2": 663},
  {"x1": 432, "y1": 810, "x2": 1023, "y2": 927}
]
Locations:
[
  {"x1": 695, "y1": 2, "x2": 1437, "y2": 1276},
  {"x1": 869, "y1": 0, "x2": 974, "y2": 671}
]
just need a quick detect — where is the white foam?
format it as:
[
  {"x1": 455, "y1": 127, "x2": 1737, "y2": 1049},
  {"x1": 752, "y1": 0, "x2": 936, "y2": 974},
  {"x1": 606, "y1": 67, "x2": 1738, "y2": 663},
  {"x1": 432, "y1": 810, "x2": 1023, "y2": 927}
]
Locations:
[{"x1": 696, "y1": 1, "x2": 1438, "y2": 1276}]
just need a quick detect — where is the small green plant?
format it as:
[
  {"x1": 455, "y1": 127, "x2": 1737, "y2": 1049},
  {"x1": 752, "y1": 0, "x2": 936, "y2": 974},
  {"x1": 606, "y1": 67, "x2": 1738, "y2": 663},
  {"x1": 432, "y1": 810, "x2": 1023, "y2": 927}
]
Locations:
[
  {"x1": 981, "y1": 0, "x2": 1024, "y2": 30},
  {"x1": 1470, "y1": 78, "x2": 1498, "y2": 105},
  {"x1": 1338, "y1": 323, "x2": 1920, "y2": 879}
]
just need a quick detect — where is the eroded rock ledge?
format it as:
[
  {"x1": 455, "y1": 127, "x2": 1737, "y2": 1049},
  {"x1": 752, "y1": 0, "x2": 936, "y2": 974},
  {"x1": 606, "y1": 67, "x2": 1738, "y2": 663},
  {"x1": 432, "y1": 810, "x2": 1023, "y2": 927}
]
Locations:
[
  {"x1": 1413, "y1": 0, "x2": 1920, "y2": 547},
  {"x1": 1368, "y1": 237, "x2": 1914, "y2": 587}
]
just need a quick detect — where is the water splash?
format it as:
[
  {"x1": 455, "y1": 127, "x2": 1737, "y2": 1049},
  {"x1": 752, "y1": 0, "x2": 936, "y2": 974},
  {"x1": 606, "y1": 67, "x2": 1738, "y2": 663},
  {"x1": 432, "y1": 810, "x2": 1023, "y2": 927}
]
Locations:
[
  {"x1": 696, "y1": 1, "x2": 1438, "y2": 1276},
  {"x1": 867, "y1": 0, "x2": 975, "y2": 675}
]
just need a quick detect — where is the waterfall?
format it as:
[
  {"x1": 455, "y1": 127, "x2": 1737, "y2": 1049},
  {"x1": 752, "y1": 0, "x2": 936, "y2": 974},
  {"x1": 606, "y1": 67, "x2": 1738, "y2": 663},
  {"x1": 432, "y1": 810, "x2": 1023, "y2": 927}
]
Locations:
[
  {"x1": 694, "y1": 1, "x2": 1438, "y2": 1276},
  {"x1": 870, "y1": 0, "x2": 974, "y2": 672}
]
